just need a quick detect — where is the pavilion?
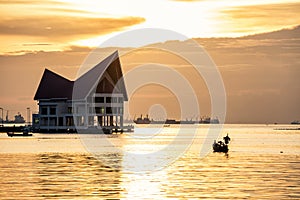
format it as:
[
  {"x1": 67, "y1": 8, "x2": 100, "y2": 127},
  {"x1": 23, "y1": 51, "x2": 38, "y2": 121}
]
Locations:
[{"x1": 32, "y1": 51, "x2": 131, "y2": 133}]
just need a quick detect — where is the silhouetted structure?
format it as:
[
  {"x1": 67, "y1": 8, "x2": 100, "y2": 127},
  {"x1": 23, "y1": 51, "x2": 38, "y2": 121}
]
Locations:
[{"x1": 33, "y1": 51, "x2": 130, "y2": 133}]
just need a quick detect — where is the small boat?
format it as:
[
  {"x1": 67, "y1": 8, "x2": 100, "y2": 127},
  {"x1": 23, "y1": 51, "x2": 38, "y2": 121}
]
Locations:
[
  {"x1": 7, "y1": 132, "x2": 33, "y2": 137},
  {"x1": 213, "y1": 134, "x2": 231, "y2": 153},
  {"x1": 7, "y1": 127, "x2": 32, "y2": 137},
  {"x1": 213, "y1": 141, "x2": 228, "y2": 153}
]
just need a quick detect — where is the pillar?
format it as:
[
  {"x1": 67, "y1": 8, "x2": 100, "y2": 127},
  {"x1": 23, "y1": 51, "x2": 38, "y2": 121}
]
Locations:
[
  {"x1": 110, "y1": 116, "x2": 113, "y2": 126},
  {"x1": 120, "y1": 116, "x2": 123, "y2": 127}
]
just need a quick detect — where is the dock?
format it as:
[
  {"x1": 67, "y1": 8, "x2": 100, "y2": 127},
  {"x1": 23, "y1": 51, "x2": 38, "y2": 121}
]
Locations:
[
  {"x1": 0, "y1": 126, "x2": 26, "y2": 133},
  {"x1": 77, "y1": 125, "x2": 134, "y2": 134},
  {"x1": 30, "y1": 125, "x2": 134, "y2": 134}
]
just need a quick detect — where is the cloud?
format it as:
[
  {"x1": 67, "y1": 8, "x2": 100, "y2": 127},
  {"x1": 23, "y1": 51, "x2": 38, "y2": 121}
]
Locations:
[
  {"x1": 0, "y1": 16, "x2": 145, "y2": 41},
  {"x1": 22, "y1": 43, "x2": 52, "y2": 46},
  {"x1": 243, "y1": 25, "x2": 300, "y2": 39},
  {"x1": 221, "y1": 2, "x2": 300, "y2": 34},
  {"x1": 0, "y1": 0, "x2": 67, "y2": 5},
  {"x1": 171, "y1": 0, "x2": 203, "y2": 1},
  {"x1": 41, "y1": 7, "x2": 101, "y2": 15}
]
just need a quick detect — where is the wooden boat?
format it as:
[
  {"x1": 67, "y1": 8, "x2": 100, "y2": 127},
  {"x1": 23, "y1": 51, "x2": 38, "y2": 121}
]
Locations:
[
  {"x1": 7, "y1": 132, "x2": 33, "y2": 137},
  {"x1": 213, "y1": 134, "x2": 231, "y2": 153},
  {"x1": 213, "y1": 141, "x2": 229, "y2": 153},
  {"x1": 7, "y1": 130, "x2": 32, "y2": 137}
]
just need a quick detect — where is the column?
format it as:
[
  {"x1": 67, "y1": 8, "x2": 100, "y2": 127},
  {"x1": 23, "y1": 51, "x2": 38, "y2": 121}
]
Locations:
[
  {"x1": 120, "y1": 116, "x2": 123, "y2": 127},
  {"x1": 110, "y1": 116, "x2": 113, "y2": 126}
]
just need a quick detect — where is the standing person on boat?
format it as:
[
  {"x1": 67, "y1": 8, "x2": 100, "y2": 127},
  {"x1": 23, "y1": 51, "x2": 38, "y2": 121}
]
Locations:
[{"x1": 223, "y1": 134, "x2": 231, "y2": 144}]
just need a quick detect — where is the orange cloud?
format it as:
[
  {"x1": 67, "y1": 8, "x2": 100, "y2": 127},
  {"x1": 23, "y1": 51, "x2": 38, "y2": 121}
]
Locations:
[
  {"x1": 0, "y1": 0, "x2": 67, "y2": 5},
  {"x1": 172, "y1": 0, "x2": 199, "y2": 1},
  {"x1": 220, "y1": 2, "x2": 300, "y2": 34},
  {"x1": 0, "y1": 16, "x2": 145, "y2": 41}
]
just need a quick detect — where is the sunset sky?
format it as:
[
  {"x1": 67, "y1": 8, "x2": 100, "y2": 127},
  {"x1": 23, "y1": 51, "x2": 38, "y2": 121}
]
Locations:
[
  {"x1": 0, "y1": 0, "x2": 299, "y2": 123},
  {"x1": 1, "y1": 0, "x2": 300, "y2": 53}
]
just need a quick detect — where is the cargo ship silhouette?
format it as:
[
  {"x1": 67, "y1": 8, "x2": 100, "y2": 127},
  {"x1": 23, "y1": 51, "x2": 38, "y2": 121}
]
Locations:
[{"x1": 133, "y1": 115, "x2": 219, "y2": 124}]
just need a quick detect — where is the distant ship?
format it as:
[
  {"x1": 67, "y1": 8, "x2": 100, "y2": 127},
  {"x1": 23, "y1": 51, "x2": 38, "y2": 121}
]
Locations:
[
  {"x1": 133, "y1": 115, "x2": 193, "y2": 124},
  {"x1": 291, "y1": 120, "x2": 300, "y2": 125},
  {"x1": 133, "y1": 115, "x2": 219, "y2": 124},
  {"x1": 1, "y1": 112, "x2": 25, "y2": 124},
  {"x1": 199, "y1": 117, "x2": 220, "y2": 124},
  {"x1": 134, "y1": 115, "x2": 152, "y2": 124},
  {"x1": 13, "y1": 113, "x2": 26, "y2": 123}
]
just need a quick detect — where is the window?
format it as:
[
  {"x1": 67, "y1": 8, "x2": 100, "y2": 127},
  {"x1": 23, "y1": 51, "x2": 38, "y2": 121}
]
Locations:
[
  {"x1": 118, "y1": 97, "x2": 123, "y2": 103},
  {"x1": 40, "y1": 117, "x2": 48, "y2": 126},
  {"x1": 112, "y1": 97, "x2": 118, "y2": 103},
  {"x1": 88, "y1": 116, "x2": 94, "y2": 126},
  {"x1": 77, "y1": 116, "x2": 84, "y2": 126},
  {"x1": 106, "y1": 97, "x2": 111, "y2": 103},
  {"x1": 58, "y1": 117, "x2": 63, "y2": 126},
  {"x1": 76, "y1": 106, "x2": 85, "y2": 114},
  {"x1": 33, "y1": 117, "x2": 39, "y2": 124},
  {"x1": 87, "y1": 96, "x2": 93, "y2": 103},
  {"x1": 50, "y1": 107, "x2": 56, "y2": 115},
  {"x1": 106, "y1": 107, "x2": 112, "y2": 114},
  {"x1": 68, "y1": 107, "x2": 73, "y2": 114},
  {"x1": 95, "y1": 107, "x2": 104, "y2": 114},
  {"x1": 118, "y1": 107, "x2": 123, "y2": 114},
  {"x1": 66, "y1": 117, "x2": 74, "y2": 126},
  {"x1": 95, "y1": 97, "x2": 104, "y2": 103},
  {"x1": 41, "y1": 107, "x2": 47, "y2": 115},
  {"x1": 49, "y1": 117, "x2": 57, "y2": 126}
]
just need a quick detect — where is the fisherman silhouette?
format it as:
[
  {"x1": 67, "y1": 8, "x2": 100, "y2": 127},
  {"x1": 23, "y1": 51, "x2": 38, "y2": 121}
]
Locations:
[{"x1": 223, "y1": 134, "x2": 231, "y2": 144}]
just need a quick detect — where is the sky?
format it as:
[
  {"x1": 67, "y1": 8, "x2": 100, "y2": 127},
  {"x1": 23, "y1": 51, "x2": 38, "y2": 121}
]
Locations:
[
  {"x1": 0, "y1": 0, "x2": 299, "y2": 123},
  {"x1": 1, "y1": 0, "x2": 300, "y2": 53}
]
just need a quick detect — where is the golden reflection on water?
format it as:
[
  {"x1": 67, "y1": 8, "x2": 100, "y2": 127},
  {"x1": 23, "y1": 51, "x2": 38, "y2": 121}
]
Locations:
[
  {"x1": 0, "y1": 153, "x2": 124, "y2": 199},
  {"x1": 166, "y1": 152, "x2": 300, "y2": 199},
  {"x1": 0, "y1": 125, "x2": 300, "y2": 199},
  {"x1": 0, "y1": 152, "x2": 299, "y2": 199}
]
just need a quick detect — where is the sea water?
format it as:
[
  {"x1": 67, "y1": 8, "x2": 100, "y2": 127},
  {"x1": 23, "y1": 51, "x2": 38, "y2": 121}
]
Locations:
[{"x1": 0, "y1": 124, "x2": 299, "y2": 199}]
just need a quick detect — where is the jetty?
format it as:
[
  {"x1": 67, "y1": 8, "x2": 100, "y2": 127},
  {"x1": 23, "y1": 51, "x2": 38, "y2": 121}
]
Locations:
[{"x1": 0, "y1": 125, "x2": 26, "y2": 133}]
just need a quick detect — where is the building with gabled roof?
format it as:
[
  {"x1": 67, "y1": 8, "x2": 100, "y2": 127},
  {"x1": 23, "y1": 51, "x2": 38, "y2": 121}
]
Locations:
[{"x1": 33, "y1": 51, "x2": 130, "y2": 133}]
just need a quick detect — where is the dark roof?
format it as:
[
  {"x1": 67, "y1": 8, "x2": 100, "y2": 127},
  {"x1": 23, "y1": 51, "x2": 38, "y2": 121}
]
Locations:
[
  {"x1": 73, "y1": 50, "x2": 128, "y2": 100},
  {"x1": 34, "y1": 69, "x2": 74, "y2": 100},
  {"x1": 34, "y1": 50, "x2": 128, "y2": 101}
]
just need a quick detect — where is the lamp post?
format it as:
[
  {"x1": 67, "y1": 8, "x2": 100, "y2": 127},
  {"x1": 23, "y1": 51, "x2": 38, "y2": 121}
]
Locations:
[
  {"x1": 27, "y1": 107, "x2": 30, "y2": 126},
  {"x1": 0, "y1": 107, "x2": 3, "y2": 126}
]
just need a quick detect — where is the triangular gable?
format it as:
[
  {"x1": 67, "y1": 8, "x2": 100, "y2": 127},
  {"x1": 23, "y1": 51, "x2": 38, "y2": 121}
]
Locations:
[
  {"x1": 34, "y1": 69, "x2": 74, "y2": 100},
  {"x1": 96, "y1": 73, "x2": 122, "y2": 93},
  {"x1": 73, "y1": 50, "x2": 128, "y2": 100}
]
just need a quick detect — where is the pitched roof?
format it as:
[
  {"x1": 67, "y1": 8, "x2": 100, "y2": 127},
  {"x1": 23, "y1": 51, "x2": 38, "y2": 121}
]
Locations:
[
  {"x1": 73, "y1": 50, "x2": 128, "y2": 100},
  {"x1": 34, "y1": 50, "x2": 128, "y2": 101},
  {"x1": 34, "y1": 69, "x2": 74, "y2": 100}
]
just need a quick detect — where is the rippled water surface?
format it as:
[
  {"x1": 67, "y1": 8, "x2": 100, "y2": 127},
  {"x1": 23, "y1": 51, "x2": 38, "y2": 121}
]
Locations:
[{"x1": 0, "y1": 124, "x2": 299, "y2": 199}]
